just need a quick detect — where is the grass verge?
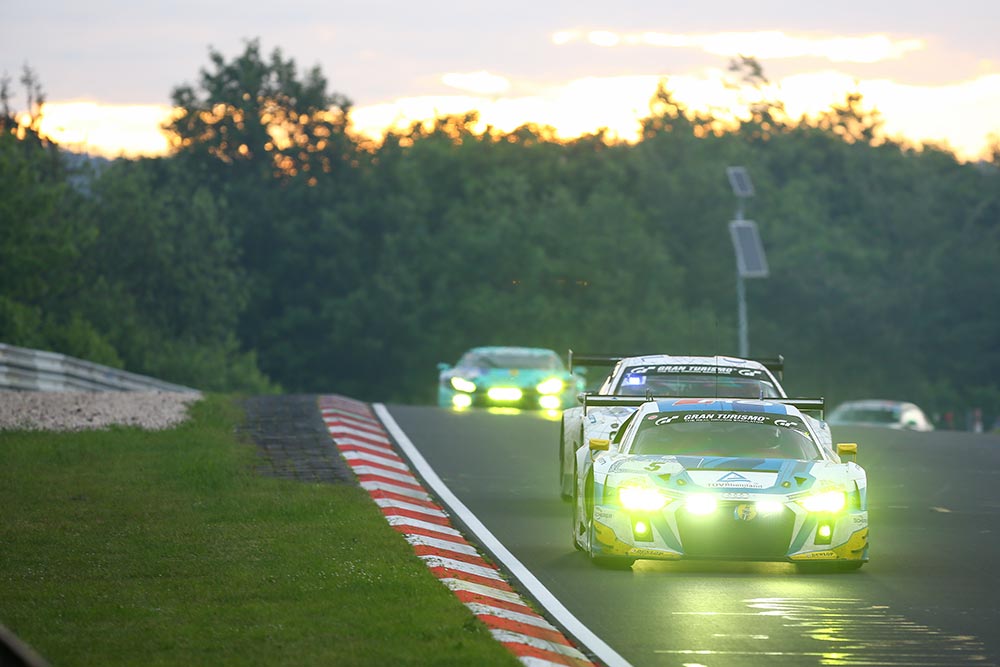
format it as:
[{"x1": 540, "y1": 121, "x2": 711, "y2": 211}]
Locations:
[{"x1": 0, "y1": 395, "x2": 521, "y2": 667}]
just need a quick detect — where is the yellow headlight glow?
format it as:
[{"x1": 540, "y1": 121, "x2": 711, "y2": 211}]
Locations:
[
  {"x1": 618, "y1": 486, "x2": 668, "y2": 511},
  {"x1": 685, "y1": 494, "x2": 718, "y2": 515},
  {"x1": 538, "y1": 395, "x2": 562, "y2": 410},
  {"x1": 756, "y1": 500, "x2": 784, "y2": 515},
  {"x1": 487, "y1": 387, "x2": 522, "y2": 402},
  {"x1": 450, "y1": 377, "x2": 476, "y2": 393},
  {"x1": 451, "y1": 393, "x2": 472, "y2": 409},
  {"x1": 800, "y1": 490, "x2": 847, "y2": 513},
  {"x1": 536, "y1": 378, "x2": 565, "y2": 395}
]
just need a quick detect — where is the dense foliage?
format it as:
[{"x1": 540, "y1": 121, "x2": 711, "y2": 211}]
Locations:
[{"x1": 2, "y1": 43, "x2": 998, "y2": 424}]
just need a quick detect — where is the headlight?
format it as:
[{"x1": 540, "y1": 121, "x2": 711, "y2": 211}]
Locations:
[
  {"x1": 800, "y1": 490, "x2": 847, "y2": 513},
  {"x1": 618, "y1": 486, "x2": 668, "y2": 511},
  {"x1": 487, "y1": 387, "x2": 522, "y2": 401},
  {"x1": 536, "y1": 378, "x2": 565, "y2": 395},
  {"x1": 684, "y1": 494, "x2": 718, "y2": 515},
  {"x1": 450, "y1": 377, "x2": 476, "y2": 393}
]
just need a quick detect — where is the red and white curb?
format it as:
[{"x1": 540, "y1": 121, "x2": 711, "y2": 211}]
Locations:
[{"x1": 319, "y1": 395, "x2": 629, "y2": 667}]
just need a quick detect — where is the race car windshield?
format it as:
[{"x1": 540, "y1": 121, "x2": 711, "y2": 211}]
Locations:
[
  {"x1": 616, "y1": 374, "x2": 781, "y2": 399},
  {"x1": 459, "y1": 351, "x2": 564, "y2": 371},
  {"x1": 630, "y1": 414, "x2": 821, "y2": 460}
]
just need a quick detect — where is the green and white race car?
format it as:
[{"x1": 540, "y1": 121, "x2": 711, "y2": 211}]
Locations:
[{"x1": 573, "y1": 396, "x2": 869, "y2": 571}]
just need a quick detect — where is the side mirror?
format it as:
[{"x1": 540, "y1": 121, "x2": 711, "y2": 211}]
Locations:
[
  {"x1": 437, "y1": 363, "x2": 450, "y2": 371},
  {"x1": 573, "y1": 366, "x2": 588, "y2": 376},
  {"x1": 837, "y1": 442, "x2": 858, "y2": 462},
  {"x1": 589, "y1": 438, "x2": 610, "y2": 451}
]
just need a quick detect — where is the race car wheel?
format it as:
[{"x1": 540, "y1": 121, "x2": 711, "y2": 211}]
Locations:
[
  {"x1": 584, "y1": 472, "x2": 634, "y2": 569},
  {"x1": 559, "y1": 422, "x2": 572, "y2": 500}
]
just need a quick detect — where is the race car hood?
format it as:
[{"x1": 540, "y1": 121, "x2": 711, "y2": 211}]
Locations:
[{"x1": 598, "y1": 454, "x2": 842, "y2": 494}]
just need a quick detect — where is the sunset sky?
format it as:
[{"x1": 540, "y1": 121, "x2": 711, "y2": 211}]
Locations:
[{"x1": 3, "y1": 1, "x2": 999, "y2": 160}]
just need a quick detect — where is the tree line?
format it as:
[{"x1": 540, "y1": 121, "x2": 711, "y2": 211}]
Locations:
[{"x1": 2, "y1": 43, "x2": 998, "y2": 427}]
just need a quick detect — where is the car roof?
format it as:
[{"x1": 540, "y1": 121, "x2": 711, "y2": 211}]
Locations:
[{"x1": 464, "y1": 346, "x2": 558, "y2": 355}]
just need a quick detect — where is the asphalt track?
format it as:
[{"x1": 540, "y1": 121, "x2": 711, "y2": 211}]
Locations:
[{"x1": 383, "y1": 404, "x2": 1000, "y2": 667}]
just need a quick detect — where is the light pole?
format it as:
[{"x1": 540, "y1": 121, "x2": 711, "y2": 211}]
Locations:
[{"x1": 726, "y1": 167, "x2": 768, "y2": 358}]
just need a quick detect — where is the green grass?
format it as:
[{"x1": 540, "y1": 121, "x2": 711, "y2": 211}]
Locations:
[{"x1": 0, "y1": 396, "x2": 521, "y2": 667}]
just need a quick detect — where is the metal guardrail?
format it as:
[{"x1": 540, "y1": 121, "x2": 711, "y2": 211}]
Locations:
[{"x1": 0, "y1": 342, "x2": 198, "y2": 393}]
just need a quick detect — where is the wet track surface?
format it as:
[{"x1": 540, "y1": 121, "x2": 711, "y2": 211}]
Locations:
[{"x1": 384, "y1": 404, "x2": 1000, "y2": 667}]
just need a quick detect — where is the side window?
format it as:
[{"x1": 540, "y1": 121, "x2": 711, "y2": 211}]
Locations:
[
  {"x1": 600, "y1": 362, "x2": 622, "y2": 395},
  {"x1": 612, "y1": 411, "x2": 640, "y2": 445}
]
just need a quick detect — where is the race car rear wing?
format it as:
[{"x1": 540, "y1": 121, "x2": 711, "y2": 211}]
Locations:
[
  {"x1": 567, "y1": 350, "x2": 785, "y2": 380},
  {"x1": 582, "y1": 394, "x2": 825, "y2": 419},
  {"x1": 566, "y1": 350, "x2": 628, "y2": 369}
]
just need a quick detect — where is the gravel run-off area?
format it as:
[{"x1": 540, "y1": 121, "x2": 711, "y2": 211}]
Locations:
[{"x1": 0, "y1": 391, "x2": 202, "y2": 431}]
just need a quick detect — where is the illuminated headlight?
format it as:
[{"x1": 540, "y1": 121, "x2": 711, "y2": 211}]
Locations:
[
  {"x1": 755, "y1": 500, "x2": 784, "y2": 515},
  {"x1": 685, "y1": 494, "x2": 718, "y2": 515},
  {"x1": 536, "y1": 378, "x2": 565, "y2": 395},
  {"x1": 487, "y1": 387, "x2": 522, "y2": 402},
  {"x1": 538, "y1": 395, "x2": 562, "y2": 410},
  {"x1": 800, "y1": 490, "x2": 847, "y2": 513},
  {"x1": 451, "y1": 393, "x2": 472, "y2": 409},
  {"x1": 450, "y1": 377, "x2": 476, "y2": 393},
  {"x1": 618, "y1": 486, "x2": 668, "y2": 512}
]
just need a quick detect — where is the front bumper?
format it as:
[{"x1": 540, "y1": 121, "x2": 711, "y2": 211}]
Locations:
[
  {"x1": 590, "y1": 498, "x2": 869, "y2": 563},
  {"x1": 439, "y1": 386, "x2": 573, "y2": 410}
]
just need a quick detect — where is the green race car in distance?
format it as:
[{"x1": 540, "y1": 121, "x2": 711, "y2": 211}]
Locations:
[{"x1": 438, "y1": 346, "x2": 585, "y2": 410}]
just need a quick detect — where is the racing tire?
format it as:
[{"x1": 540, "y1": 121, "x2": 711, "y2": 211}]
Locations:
[
  {"x1": 559, "y1": 422, "x2": 573, "y2": 500},
  {"x1": 583, "y1": 472, "x2": 634, "y2": 569}
]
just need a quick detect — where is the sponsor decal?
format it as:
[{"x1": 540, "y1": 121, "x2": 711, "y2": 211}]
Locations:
[
  {"x1": 625, "y1": 365, "x2": 765, "y2": 378},
  {"x1": 722, "y1": 492, "x2": 752, "y2": 500},
  {"x1": 713, "y1": 471, "x2": 762, "y2": 488}
]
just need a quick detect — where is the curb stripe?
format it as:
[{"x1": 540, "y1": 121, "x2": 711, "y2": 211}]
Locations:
[
  {"x1": 354, "y1": 471, "x2": 423, "y2": 490},
  {"x1": 330, "y1": 432, "x2": 396, "y2": 454},
  {"x1": 480, "y1": 617, "x2": 573, "y2": 646},
  {"x1": 320, "y1": 407, "x2": 379, "y2": 423},
  {"x1": 370, "y1": 489, "x2": 445, "y2": 510},
  {"x1": 375, "y1": 498, "x2": 450, "y2": 519},
  {"x1": 492, "y1": 629, "x2": 591, "y2": 660},
  {"x1": 327, "y1": 428, "x2": 392, "y2": 446},
  {"x1": 504, "y1": 644, "x2": 594, "y2": 667},
  {"x1": 454, "y1": 589, "x2": 537, "y2": 615},
  {"x1": 342, "y1": 453, "x2": 412, "y2": 474},
  {"x1": 338, "y1": 444, "x2": 406, "y2": 463},
  {"x1": 382, "y1": 507, "x2": 453, "y2": 527},
  {"x1": 466, "y1": 603, "x2": 565, "y2": 632},
  {"x1": 384, "y1": 515, "x2": 464, "y2": 537},
  {"x1": 324, "y1": 418, "x2": 386, "y2": 439},
  {"x1": 320, "y1": 395, "x2": 605, "y2": 667},
  {"x1": 419, "y1": 554, "x2": 502, "y2": 579},
  {"x1": 360, "y1": 481, "x2": 431, "y2": 502},
  {"x1": 441, "y1": 578, "x2": 527, "y2": 605},
  {"x1": 404, "y1": 535, "x2": 483, "y2": 558},
  {"x1": 427, "y1": 566, "x2": 514, "y2": 590},
  {"x1": 412, "y1": 544, "x2": 495, "y2": 567},
  {"x1": 392, "y1": 524, "x2": 470, "y2": 545}
]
